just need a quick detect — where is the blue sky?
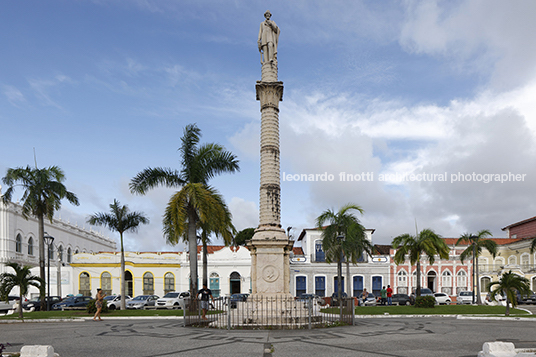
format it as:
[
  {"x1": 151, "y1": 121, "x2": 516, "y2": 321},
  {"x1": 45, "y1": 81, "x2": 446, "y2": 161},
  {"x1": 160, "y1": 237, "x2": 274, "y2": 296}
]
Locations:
[{"x1": 2, "y1": 0, "x2": 536, "y2": 251}]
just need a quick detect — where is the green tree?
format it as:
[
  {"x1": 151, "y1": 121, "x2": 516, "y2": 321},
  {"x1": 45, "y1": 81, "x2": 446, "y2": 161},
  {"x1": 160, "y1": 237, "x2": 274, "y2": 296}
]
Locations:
[
  {"x1": 87, "y1": 199, "x2": 149, "y2": 310},
  {"x1": 315, "y1": 204, "x2": 373, "y2": 298},
  {"x1": 392, "y1": 228, "x2": 449, "y2": 297},
  {"x1": 456, "y1": 230, "x2": 497, "y2": 304},
  {"x1": 0, "y1": 262, "x2": 44, "y2": 320},
  {"x1": 130, "y1": 124, "x2": 239, "y2": 298},
  {"x1": 1, "y1": 165, "x2": 79, "y2": 308},
  {"x1": 233, "y1": 228, "x2": 255, "y2": 246},
  {"x1": 530, "y1": 237, "x2": 536, "y2": 255},
  {"x1": 489, "y1": 271, "x2": 530, "y2": 316}
]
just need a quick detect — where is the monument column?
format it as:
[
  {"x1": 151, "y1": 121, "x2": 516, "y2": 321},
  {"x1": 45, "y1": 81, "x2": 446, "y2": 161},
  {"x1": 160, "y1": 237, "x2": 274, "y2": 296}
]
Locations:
[{"x1": 249, "y1": 10, "x2": 293, "y2": 299}]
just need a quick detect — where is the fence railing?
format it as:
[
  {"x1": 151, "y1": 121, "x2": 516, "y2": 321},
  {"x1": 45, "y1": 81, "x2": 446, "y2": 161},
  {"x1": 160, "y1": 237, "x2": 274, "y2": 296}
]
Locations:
[{"x1": 183, "y1": 295, "x2": 355, "y2": 329}]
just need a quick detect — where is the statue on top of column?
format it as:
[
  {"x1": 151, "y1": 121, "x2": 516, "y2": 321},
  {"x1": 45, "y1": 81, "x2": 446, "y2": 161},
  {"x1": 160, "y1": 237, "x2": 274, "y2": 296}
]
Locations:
[{"x1": 257, "y1": 10, "x2": 279, "y2": 64}]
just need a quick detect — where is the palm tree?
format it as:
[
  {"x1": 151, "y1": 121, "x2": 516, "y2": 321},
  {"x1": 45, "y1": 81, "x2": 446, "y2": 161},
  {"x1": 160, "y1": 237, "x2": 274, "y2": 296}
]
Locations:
[
  {"x1": 87, "y1": 200, "x2": 149, "y2": 310},
  {"x1": 130, "y1": 124, "x2": 239, "y2": 298},
  {"x1": 529, "y1": 237, "x2": 536, "y2": 255},
  {"x1": 456, "y1": 230, "x2": 497, "y2": 304},
  {"x1": 489, "y1": 271, "x2": 530, "y2": 316},
  {"x1": 0, "y1": 262, "x2": 44, "y2": 320},
  {"x1": 392, "y1": 228, "x2": 449, "y2": 297},
  {"x1": 1, "y1": 165, "x2": 79, "y2": 308},
  {"x1": 315, "y1": 204, "x2": 373, "y2": 300}
]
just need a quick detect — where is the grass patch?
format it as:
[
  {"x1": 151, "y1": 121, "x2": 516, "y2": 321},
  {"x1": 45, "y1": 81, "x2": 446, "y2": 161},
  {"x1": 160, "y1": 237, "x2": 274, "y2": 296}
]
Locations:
[
  {"x1": 353, "y1": 305, "x2": 530, "y2": 315},
  {"x1": 0, "y1": 308, "x2": 186, "y2": 320}
]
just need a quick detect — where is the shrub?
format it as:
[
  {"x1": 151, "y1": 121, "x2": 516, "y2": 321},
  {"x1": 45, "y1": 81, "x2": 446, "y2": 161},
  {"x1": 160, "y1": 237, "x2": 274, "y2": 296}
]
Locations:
[
  {"x1": 414, "y1": 296, "x2": 435, "y2": 308},
  {"x1": 86, "y1": 299, "x2": 109, "y2": 314}
]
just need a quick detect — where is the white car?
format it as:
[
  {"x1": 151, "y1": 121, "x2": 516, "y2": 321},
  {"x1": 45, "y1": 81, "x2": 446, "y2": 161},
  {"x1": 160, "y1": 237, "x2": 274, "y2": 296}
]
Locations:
[
  {"x1": 104, "y1": 295, "x2": 132, "y2": 310},
  {"x1": 456, "y1": 291, "x2": 473, "y2": 304},
  {"x1": 433, "y1": 292, "x2": 451, "y2": 305},
  {"x1": 155, "y1": 291, "x2": 189, "y2": 309}
]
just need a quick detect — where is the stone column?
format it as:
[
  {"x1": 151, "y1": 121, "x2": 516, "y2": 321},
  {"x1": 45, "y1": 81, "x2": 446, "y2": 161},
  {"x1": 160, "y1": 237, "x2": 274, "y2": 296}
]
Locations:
[{"x1": 249, "y1": 12, "x2": 293, "y2": 299}]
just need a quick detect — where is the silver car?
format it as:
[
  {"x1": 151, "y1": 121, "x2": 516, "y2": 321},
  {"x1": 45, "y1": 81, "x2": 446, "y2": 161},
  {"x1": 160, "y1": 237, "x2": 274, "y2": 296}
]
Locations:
[
  {"x1": 104, "y1": 295, "x2": 132, "y2": 310},
  {"x1": 126, "y1": 295, "x2": 159, "y2": 309}
]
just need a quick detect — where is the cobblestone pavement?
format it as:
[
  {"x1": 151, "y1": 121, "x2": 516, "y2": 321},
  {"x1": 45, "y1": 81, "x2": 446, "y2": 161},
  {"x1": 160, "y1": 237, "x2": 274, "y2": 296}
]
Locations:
[{"x1": 2, "y1": 317, "x2": 536, "y2": 356}]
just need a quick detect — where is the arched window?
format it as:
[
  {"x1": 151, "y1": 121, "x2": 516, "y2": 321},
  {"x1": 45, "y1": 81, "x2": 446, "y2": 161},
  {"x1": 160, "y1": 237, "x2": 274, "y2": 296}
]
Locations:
[
  {"x1": 143, "y1": 272, "x2": 154, "y2": 295},
  {"x1": 164, "y1": 272, "x2": 175, "y2": 294},
  {"x1": 58, "y1": 245, "x2": 63, "y2": 262},
  {"x1": 296, "y1": 276, "x2": 306, "y2": 296},
  {"x1": 101, "y1": 272, "x2": 112, "y2": 295},
  {"x1": 79, "y1": 272, "x2": 91, "y2": 296},
  {"x1": 521, "y1": 254, "x2": 530, "y2": 270},
  {"x1": 315, "y1": 276, "x2": 326, "y2": 297},
  {"x1": 441, "y1": 271, "x2": 452, "y2": 295},
  {"x1": 209, "y1": 272, "x2": 220, "y2": 297},
  {"x1": 481, "y1": 277, "x2": 491, "y2": 293},
  {"x1": 15, "y1": 234, "x2": 22, "y2": 253},
  {"x1": 75, "y1": 249, "x2": 79, "y2": 254},
  {"x1": 508, "y1": 256, "x2": 517, "y2": 266},
  {"x1": 67, "y1": 248, "x2": 72, "y2": 263},
  {"x1": 28, "y1": 237, "x2": 34, "y2": 255},
  {"x1": 494, "y1": 257, "x2": 505, "y2": 272},
  {"x1": 456, "y1": 271, "x2": 467, "y2": 294},
  {"x1": 315, "y1": 240, "x2": 325, "y2": 262},
  {"x1": 397, "y1": 270, "x2": 408, "y2": 294}
]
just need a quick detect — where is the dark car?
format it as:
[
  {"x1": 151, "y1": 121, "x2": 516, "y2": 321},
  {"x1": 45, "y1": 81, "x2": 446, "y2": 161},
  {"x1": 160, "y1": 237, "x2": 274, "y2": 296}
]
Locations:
[
  {"x1": 330, "y1": 292, "x2": 348, "y2": 306},
  {"x1": 52, "y1": 296, "x2": 92, "y2": 310},
  {"x1": 229, "y1": 293, "x2": 249, "y2": 308},
  {"x1": 517, "y1": 291, "x2": 536, "y2": 304},
  {"x1": 391, "y1": 293, "x2": 413, "y2": 306},
  {"x1": 23, "y1": 296, "x2": 62, "y2": 311},
  {"x1": 410, "y1": 288, "x2": 434, "y2": 298}
]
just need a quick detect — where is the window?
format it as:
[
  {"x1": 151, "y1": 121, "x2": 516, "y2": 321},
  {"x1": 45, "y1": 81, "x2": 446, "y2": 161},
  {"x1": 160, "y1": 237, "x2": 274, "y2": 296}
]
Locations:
[
  {"x1": 315, "y1": 276, "x2": 326, "y2": 297},
  {"x1": 296, "y1": 276, "x2": 306, "y2": 296},
  {"x1": 334, "y1": 276, "x2": 345, "y2": 294},
  {"x1": 209, "y1": 272, "x2": 220, "y2": 297},
  {"x1": 164, "y1": 272, "x2": 175, "y2": 294},
  {"x1": 143, "y1": 272, "x2": 154, "y2": 295},
  {"x1": 67, "y1": 248, "x2": 72, "y2": 263},
  {"x1": 79, "y1": 272, "x2": 91, "y2": 296},
  {"x1": 315, "y1": 240, "x2": 325, "y2": 262},
  {"x1": 397, "y1": 270, "x2": 407, "y2": 287},
  {"x1": 456, "y1": 271, "x2": 468, "y2": 294},
  {"x1": 58, "y1": 245, "x2": 63, "y2": 262},
  {"x1": 372, "y1": 276, "x2": 382, "y2": 296},
  {"x1": 508, "y1": 256, "x2": 517, "y2": 266},
  {"x1": 15, "y1": 234, "x2": 22, "y2": 253},
  {"x1": 101, "y1": 272, "x2": 112, "y2": 296},
  {"x1": 521, "y1": 254, "x2": 530, "y2": 270},
  {"x1": 441, "y1": 271, "x2": 452, "y2": 295},
  {"x1": 28, "y1": 237, "x2": 34, "y2": 255},
  {"x1": 494, "y1": 258, "x2": 505, "y2": 272},
  {"x1": 353, "y1": 276, "x2": 363, "y2": 297},
  {"x1": 481, "y1": 277, "x2": 491, "y2": 293}
]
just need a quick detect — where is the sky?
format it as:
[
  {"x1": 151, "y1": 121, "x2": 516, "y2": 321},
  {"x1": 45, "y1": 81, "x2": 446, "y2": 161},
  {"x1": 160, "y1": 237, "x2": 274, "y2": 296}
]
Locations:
[{"x1": 2, "y1": 0, "x2": 536, "y2": 252}]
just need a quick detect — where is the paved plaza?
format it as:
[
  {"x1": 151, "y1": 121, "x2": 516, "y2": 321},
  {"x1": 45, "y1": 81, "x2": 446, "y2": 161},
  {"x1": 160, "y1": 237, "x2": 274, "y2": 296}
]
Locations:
[{"x1": 2, "y1": 316, "x2": 536, "y2": 356}]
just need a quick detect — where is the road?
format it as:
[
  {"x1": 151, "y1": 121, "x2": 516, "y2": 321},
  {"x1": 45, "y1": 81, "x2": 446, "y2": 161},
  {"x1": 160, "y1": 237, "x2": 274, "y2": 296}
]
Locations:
[{"x1": 2, "y1": 317, "x2": 536, "y2": 356}]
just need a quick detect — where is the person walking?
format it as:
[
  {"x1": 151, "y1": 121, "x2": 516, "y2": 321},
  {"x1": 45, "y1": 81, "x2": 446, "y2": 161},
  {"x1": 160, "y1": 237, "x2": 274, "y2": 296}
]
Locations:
[
  {"x1": 380, "y1": 286, "x2": 387, "y2": 305},
  {"x1": 197, "y1": 284, "x2": 215, "y2": 320},
  {"x1": 93, "y1": 288, "x2": 105, "y2": 321},
  {"x1": 386, "y1": 285, "x2": 393, "y2": 306}
]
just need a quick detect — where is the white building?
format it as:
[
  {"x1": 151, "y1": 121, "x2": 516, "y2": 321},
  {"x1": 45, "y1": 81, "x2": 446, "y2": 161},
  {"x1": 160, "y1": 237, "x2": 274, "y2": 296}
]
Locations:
[
  {"x1": 0, "y1": 198, "x2": 116, "y2": 297},
  {"x1": 290, "y1": 228, "x2": 390, "y2": 299}
]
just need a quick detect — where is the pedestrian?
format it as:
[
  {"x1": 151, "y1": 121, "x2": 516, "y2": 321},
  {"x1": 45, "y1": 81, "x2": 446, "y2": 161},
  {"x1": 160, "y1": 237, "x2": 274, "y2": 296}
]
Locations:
[
  {"x1": 197, "y1": 284, "x2": 215, "y2": 320},
  {"x1": 386, "y1": 285, "x2": 393, "y2": 306},
  {"x1": 93, "y1": 288, "x2": 105, "y2": 321},
  {"x1": 361, "y1": 288, "x2": 369, "y2": 306},
  {"x1": 380, "y1": 286, "x2": 387, "y2": 305}
]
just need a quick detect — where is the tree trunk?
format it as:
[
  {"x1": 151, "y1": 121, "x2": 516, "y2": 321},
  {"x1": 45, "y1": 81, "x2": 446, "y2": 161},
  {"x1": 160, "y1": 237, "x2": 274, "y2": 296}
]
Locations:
[
  {"x1": 120, "y1": 232, "x2": 126, "y2": 310},
  {"x1": 416, "y1": 261, "x2": 421, "y2": 297},
  {"x1": 188, "y1": 207, "x2": 198, "y2": 302},
  {"x1": 38, "y1": 214, "x2": 46, "y2": 310},
  {"x1": 18, "y1": 292, "x2": 23, "y2": 320},
  {"x1": 346, "y1": 260, "x2": 351, "y2": 298},
  {"x1": 475, "y1": 251, "x2": 482, "y2": 305},
  {"x1": 505, "y1": 296, "x2": 510, "y2": 316}
]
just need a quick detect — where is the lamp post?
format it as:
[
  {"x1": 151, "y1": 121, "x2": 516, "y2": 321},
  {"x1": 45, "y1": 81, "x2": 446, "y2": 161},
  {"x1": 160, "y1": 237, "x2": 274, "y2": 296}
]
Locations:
[
  {"x1": 43, "y1": 232, "x2": 55, "y2": 311},
  {"x1": 337, "y1": 234, "x2": 344, "y2": 321},
  {"x1": 471, "y1": 235, "x2": 477, "y2": 305}
]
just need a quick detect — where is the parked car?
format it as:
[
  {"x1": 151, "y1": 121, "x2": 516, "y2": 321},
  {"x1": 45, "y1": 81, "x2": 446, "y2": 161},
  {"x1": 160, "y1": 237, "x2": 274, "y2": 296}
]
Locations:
[
  {"x1": 228, "y1": 293, "x2": 249, "y2": 308},
  {"x1": 126, "y1": 295, "x2": 159, "y2": 309},
  {"x1": 391, "y1": 293, "x2": 413, "y2": 306},
  {"x1": 433, "y1": 292, "x2": 451, "y2": 305},
  {"x1": 360, "y1": 292, "x2": 377, "y2": 306},
  {"x1": 296, "y1": 293, "x2": 325, "y2": 306},
  {"x1": 0, "y1": 300, "x2": 12, "y2": 313},
  {"x1": 330, "y1": 292, "x2": 348, "y2": 307},
  {"x1": 411, "y1": 288, "x2": 434, "y2": 299},
  {"x1": 456, "y1": 291, "x2": 473, "y2": 305},
  {"x1": 52, "y1": 296, "x2": 92, "y2": 310},
  {"x1": 516, "y1": 291, "x2": 536, "y2": 305},
  {"x1": 23, "y1": 296, "x2": 62, "y2": 311},
  {"x1": 155, "y1": 292, "x2": 189, "y2": 309},
  {"x1": 104, "y1": 295, "x2": 132, "y2": 310}
]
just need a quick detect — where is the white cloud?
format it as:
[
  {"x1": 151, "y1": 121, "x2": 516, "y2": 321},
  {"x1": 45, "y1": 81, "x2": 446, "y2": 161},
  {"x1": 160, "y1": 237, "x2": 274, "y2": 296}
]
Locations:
[
  {"x1": 3, "y1": 85, "x2": 26, "y2": 107},
  {"x1": 229, "y1": 197, "x2": 258, "y2": 232}
]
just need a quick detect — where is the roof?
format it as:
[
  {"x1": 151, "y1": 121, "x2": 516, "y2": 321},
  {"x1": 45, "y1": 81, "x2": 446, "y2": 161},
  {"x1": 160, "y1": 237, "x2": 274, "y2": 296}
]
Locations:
[
  {"x1": 196, "y1": 245, "x2": 248, "y2": 254},
  {"x1": 292, "y1": 247, "x2": 304, "y2": 255},
  {"x1": 441, "y1": 237, "x2": 523, "y2": 246},
  {"x1": 373, "y1": 245, "x2": 391, "y2": 255},
  {"x1": 501, "y1": 215, "x2": 536, "y2": 231}
]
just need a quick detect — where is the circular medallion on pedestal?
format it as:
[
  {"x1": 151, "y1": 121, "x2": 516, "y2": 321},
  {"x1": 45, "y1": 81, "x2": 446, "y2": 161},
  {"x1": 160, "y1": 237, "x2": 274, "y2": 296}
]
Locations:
[{"x1": 262, "y1": 265, "x2": 279, "y2": 283}]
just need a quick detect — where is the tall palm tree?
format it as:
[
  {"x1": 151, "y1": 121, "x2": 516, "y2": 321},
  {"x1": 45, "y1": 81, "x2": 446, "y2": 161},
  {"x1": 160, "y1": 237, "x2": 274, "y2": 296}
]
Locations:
[
  {"x1": 315, "y1": 204, "x2": 373, "y2": 300},
  {"x1": 1, "y1": 165, "x2": 79, "y2": 308},
  {"x1": 489, "y1": 271, "x2": 530, "y2": 316},
  {"x1": 392, "y1": 228, "x2": 449, "y2": 297},
  {"x1": 456, "y1": 230, "x2": 497, "y2": 304},
  {"x1": 529, "y1": 237, "x2": 536, "y2": 255},
  {"x1": 87, "y1": 199, "x2": 149, "y2": 310},
  {"x1": 0, "y1": 262, "x2": 44, "y2": 320},
  {"x1": 130, "y1": 124, "x2": 239, "y2": 299}
]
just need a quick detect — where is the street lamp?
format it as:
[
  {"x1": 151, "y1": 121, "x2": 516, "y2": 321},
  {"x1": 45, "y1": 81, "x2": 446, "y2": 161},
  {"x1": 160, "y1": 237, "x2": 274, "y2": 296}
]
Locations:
[{"x1": 43, "y1": 232, "x2": 55, "y2": 311}]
